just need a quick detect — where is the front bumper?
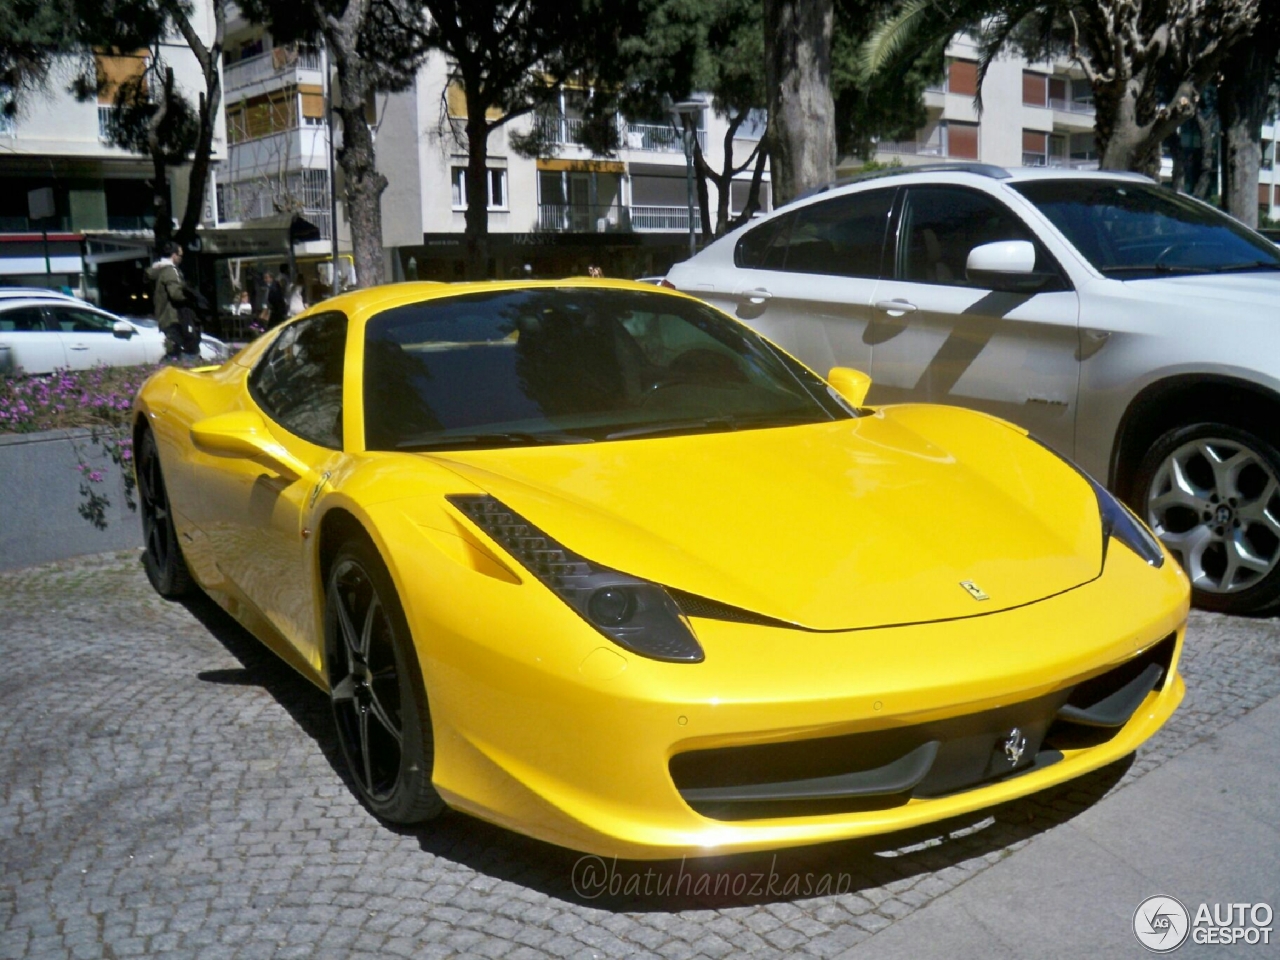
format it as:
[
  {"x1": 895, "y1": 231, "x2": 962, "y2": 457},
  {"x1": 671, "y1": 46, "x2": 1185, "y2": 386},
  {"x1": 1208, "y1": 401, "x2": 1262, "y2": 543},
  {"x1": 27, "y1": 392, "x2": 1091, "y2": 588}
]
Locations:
[{"x1": 377, "y1": 512, "x2": 1188, "y2": 860}]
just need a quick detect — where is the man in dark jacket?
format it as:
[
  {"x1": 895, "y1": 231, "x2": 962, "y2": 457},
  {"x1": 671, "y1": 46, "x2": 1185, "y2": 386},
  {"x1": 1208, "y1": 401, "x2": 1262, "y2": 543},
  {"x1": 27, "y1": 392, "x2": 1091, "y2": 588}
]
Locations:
[{"x1": 144, "y1": 242, "x2": 187, "y2": 357}]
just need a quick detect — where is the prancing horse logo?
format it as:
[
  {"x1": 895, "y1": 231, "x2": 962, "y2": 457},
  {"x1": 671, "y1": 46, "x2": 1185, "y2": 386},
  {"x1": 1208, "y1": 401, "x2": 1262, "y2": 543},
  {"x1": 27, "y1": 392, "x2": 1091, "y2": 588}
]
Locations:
[
  {"x1": 959, "y1": 580, "x2": 989, "y2": 601},
  {"x1": 1002, "y1": 727, "x2": 1027, "y2": 766}
]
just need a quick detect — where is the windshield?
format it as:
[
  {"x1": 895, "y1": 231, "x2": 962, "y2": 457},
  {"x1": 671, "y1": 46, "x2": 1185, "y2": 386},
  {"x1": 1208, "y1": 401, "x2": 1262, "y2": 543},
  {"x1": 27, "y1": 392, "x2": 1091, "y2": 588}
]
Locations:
[
  {"x1": 1012, "y1": 180, "x2": 1280, "y2": 279},
  {"x1": 363, "y1": 287, "x2": 850, "y2": 451}
]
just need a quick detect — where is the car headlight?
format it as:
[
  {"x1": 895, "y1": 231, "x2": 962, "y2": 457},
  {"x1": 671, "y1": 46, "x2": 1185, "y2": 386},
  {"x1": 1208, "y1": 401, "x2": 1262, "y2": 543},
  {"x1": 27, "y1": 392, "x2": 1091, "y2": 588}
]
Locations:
[
  {"x1": 448, "y1": 494, "x2": 705, "y2": 663},
  {"x1": 1032, "y1": 438, "x2": 1164, "y2": 568}
]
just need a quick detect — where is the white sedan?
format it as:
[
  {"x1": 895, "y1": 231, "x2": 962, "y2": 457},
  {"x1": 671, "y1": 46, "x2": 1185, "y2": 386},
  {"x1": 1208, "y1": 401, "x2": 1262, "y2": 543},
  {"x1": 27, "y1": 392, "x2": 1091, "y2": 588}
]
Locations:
[{"x1": 0, "y1": 293, "x2": 230, "y2": 375}]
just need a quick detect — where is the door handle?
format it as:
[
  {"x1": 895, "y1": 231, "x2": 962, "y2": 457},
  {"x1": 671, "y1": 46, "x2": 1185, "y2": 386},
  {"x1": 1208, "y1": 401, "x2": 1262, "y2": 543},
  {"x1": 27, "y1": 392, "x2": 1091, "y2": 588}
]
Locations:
[
  {"x1": 739, "y1": 288, "x2": 773, "y2": 305},
  {"x1": 874, "y1": 299, "x2": 917, "y2": 315},
  {"x1": 1079, "y1": 329, "x2": 1111, "y2": 360},
  {"x1": 69, "y1": 344, "x2": 90, "y2": 351}
]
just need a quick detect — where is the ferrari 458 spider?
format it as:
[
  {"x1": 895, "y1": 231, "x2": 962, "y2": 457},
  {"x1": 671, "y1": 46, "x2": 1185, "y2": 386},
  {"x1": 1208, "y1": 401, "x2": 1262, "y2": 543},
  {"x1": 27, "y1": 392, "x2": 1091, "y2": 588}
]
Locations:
[{"x1": 133, "y1": 279, "x2": 1189, "y2": 858}]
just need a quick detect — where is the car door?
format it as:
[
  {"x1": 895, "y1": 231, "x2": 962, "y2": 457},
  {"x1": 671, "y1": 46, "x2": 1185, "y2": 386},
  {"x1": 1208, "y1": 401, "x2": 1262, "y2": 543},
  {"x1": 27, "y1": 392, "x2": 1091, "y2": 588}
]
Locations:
[
  {"x1": 867, "y1": 184, "x2": 1081, "y2": 456},
  {"x1": 0, "y1": 304, "x2": 67, "y2": 375},
  {"x1": 196, "y1": 312, "x2": 348, "y2": 670},
  {"x1": 708, "y1": 188, "x2": 894, "y2": 377},
  {"x1": 46, "y1": 304, "x2": 148, "y2": 370}
]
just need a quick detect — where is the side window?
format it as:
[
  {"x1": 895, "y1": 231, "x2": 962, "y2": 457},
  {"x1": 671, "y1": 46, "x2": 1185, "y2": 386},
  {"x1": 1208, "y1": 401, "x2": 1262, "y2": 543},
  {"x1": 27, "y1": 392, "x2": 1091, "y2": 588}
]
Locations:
[
  {"x1": 898, "y1": 186, "x2": 1041, "y2": 287},
  {"x1": 734, "y1": 211, "x2": 794, "y2": 270},
  {"x1": 49, "y1": 307, "x2": 114, "y2": 333},
  {"x1": 0, "y1": 306, "x2": 49, "y2": 332},
  {"x1": 779, "y1": 189, "x2": 894, "y2": 278},
  {"x1": 249, "y1": 312, "x2": 348, "y2": 449}
]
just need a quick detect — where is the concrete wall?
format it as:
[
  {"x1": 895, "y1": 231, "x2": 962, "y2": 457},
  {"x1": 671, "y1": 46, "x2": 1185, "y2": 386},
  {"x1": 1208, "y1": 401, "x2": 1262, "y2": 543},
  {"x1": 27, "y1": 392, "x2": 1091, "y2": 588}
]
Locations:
[{"x1": 0, "y1": 429, "x2": 142, "y2": 571}]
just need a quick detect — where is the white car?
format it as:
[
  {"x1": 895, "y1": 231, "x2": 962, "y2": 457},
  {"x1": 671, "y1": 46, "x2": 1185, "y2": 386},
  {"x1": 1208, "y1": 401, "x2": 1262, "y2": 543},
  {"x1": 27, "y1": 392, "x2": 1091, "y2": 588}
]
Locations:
[
  {"x1": 667, "y1": 164, "x2": 1280, "y2": 614},
  {"x1": 0, "y1": 294, "x2": 230, "y2": 376}
]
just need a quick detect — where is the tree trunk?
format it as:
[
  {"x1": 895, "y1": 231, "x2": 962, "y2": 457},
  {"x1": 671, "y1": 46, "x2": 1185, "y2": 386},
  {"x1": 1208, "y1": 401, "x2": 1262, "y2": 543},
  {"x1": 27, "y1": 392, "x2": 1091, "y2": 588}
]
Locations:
[
  {"x1": 173, "y1": 1, "x2": 224, "y2": 247},
  {"x1": 763, "y1": 0, "x2": 835, "y2": 204},
  {"x1": 1219, "y1": 41, "x2": 1277, "y2": 226},
  {"x1": 728, "y1": 138, "x2": 769, "y2": 232},
  {"x1": 1192, "y1": 110, "x2": 1218, "y2": 201},
  {"x1": 335, "y1": 93, "x2": 387, "y2": 288},
  {"x1": 149, "y1": 67, "x2": 174, "y2": 250},
  {"x1": 463, "y1": 105, "x2": 492, "y2": 280}
]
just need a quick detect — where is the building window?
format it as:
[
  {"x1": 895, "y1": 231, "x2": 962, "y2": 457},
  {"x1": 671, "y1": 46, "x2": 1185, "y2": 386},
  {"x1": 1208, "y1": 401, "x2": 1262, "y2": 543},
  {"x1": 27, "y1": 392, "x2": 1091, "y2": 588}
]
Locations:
[
  {"x1": 451, "y1": 166, "x2": 508, "y2": 210},
  {"x1": 1022, "y1": 71, "x2": 1047, "y2": 107},
  {"x1": 1022, "y1": 130, "x2": 1048, "y2": 166},
  {"x1": 947, "y1": 121, "x2": 979, "y2": 160},
  {"x1": 948, "y1": 59, "x2": 978, "y2": 97}
]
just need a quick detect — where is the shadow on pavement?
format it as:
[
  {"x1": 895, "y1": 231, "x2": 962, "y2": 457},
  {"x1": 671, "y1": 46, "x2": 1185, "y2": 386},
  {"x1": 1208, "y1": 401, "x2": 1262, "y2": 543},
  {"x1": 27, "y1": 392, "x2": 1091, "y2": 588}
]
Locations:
[{"x1": 181, "y1": 588, "x2": 1132, "y2": 912}]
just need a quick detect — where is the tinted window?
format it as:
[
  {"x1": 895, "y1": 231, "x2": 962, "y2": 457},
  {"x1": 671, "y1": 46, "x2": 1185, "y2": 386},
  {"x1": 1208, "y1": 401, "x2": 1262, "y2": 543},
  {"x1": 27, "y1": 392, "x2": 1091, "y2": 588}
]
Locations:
[
  {"x1": 898, "y1": 186, "x2": 1039, "y2": 286},
  {"x1": 249, "y1": 312, "x2": 347, "y2": 448},
  {"x1": 363, "y1": 288, "x2": 848, "y2": 451},
  {"x1": 0, "y1": 306, "x2": 48, "y2": 332},
  {"x1": 1013, "y1": 179, "x2": 1280, "y2": 278},
  {"x1": 734, "y1": 212, "x2": 793, "y2": 269},
  {"x1": 780, "y1": 190, "x2": 893, "y2": 278},
  {"x1": 48, "y1": 306, "x2": 114, "y2": 332}
]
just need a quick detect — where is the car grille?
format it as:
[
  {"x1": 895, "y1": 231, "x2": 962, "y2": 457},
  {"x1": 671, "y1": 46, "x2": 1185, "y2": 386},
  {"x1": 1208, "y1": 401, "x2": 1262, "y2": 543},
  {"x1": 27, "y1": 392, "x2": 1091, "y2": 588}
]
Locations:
[{"x1": 670, "y1": 633, "x2": 1176, "y2": 821}]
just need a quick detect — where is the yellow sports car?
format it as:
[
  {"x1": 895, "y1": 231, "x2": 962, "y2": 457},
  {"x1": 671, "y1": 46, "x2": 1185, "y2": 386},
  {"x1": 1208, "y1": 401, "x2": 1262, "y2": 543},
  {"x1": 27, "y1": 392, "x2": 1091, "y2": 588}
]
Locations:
[{"x1": 133, "y1": 279, "x2": 1189, "y2": 859}]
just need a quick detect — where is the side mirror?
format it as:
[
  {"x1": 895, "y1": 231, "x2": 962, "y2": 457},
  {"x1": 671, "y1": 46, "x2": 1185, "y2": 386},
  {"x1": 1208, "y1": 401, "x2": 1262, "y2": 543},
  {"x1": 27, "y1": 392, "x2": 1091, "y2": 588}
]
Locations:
[
  {"x1": 112, "y1": 320, "x2": 135, "y2": 340},
  {"x1": 191, "y1": 411, "x2": 305, "y2": 481},
  {"x1": 966, "y1": 240, "x2": 1052, "y2": 291},
  {"x1": 827, "y1": 366, "x2": 872, "y2": 407}
]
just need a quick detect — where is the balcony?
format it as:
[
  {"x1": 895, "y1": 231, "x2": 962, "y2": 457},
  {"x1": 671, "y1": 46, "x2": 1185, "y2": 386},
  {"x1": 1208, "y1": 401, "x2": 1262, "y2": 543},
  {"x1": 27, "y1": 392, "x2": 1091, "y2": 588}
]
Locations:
[
  {"x1": 1049, "y1": 98, "x2": 1096, "y2": 115},
  {"x1": 224, "y1": 46, "x2": 323, "y2": 94},
  {"x1": 876, "y1": 139, "x2": 946, "y2": 157},
  {"x1": 533, "y1": 114, "x2": 706, "y2": 153},
  {"x1": 630, "y1": 205, "x2": 690, "y2": 231},
  {"x1": 537, "y1": 202, "x2": 629, "y2": 232}
]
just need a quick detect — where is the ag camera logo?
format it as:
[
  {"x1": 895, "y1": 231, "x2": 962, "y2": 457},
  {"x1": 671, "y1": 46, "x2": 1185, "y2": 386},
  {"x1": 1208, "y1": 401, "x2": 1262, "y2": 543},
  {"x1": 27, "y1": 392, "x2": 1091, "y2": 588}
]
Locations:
[{"x1": 1134, "y1": 895, "x2": 1190, "y2": 953}]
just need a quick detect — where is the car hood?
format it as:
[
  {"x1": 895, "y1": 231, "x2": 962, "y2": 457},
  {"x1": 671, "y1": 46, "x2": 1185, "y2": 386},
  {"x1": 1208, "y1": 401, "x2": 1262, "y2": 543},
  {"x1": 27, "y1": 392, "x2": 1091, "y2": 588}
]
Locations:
[
  {"x1": 1120, "y1": 270, "x2": 1280, "y2": 307},
  {"x1": 428, "y1": 408, "x2": 1104, "y2": 631}
]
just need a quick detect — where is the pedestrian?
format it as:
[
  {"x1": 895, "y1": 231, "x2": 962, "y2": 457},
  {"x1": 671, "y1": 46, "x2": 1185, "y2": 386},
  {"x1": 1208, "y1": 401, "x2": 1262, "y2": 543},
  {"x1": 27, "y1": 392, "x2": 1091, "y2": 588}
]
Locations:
[
  {"x1": 259, "y1": 271, "x2": 287, "y2": 329},
  {"x1": 144, "y1": 241, "x2": 187, "y2": 359},
  {"x1": 282, "y1": 268, "x2": 305, "y2": 317}
]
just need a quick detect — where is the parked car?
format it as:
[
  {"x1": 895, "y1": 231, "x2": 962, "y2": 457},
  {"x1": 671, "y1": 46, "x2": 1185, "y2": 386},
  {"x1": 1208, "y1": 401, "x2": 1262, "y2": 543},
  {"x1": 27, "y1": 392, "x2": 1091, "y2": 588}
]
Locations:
[
  {"x1": 134, "y1": 279, "x2": 1186, "y2": 857},
  {"x1": 667, "y1": 164, "x2": 1280, "y2": 614},
  {"x1": 0, "y1": 294, "x2": 230, "y2": 375}
]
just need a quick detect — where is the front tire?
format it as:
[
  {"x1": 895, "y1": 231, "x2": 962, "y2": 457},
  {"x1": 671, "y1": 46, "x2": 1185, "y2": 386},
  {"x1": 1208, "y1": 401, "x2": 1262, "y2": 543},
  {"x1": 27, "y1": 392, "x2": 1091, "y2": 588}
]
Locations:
[
  {"x1": 325, "y1": 538, "x2": 444, "y2": 824},
  {"x1": 136, "y1": 427, "x2": 194, "y2": 598},
  {"x1": 1134, "y1": 422, "x2": 1280, "y2": 614}
]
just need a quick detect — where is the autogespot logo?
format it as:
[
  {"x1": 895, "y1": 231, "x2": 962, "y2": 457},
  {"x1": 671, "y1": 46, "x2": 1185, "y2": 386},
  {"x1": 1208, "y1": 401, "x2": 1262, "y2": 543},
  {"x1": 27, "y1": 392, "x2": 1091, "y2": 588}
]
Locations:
[{"x1": 1134, "y1": 895, "x2": 1191, "y2": 953}]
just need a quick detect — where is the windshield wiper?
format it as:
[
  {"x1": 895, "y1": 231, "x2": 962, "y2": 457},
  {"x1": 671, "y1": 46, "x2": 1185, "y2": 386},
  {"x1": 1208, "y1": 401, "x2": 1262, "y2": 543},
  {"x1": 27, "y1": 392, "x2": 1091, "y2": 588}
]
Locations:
[
  {"x1": 1214, "y1": 260, "x2": 1280, "y2": 273},
  {"x1": 397, "y1": 431, "x2": 593, "y2": 451},
  {"x1": 1099, "y1": 264, "x2": 1214, "y2": 276},
  {"x1": 604, "y1": 413, "x2": 815, "y2": 441}
]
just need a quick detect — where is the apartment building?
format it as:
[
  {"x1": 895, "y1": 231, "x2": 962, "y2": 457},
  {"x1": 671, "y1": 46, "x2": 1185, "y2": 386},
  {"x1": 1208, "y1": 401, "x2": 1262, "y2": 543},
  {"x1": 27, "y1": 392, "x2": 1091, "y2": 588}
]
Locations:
[
  {"x1": 0, "y1": 2, "x2": 225, "y2": 312},
  {"x1": 209, "y1": 14, "x2": 353, "y2": 309},
  {"x1": 374, "y1": 52, "x2": 772, "y2": 282},
  {"x1": 858, "y1": 36, "x2": 1098, "y2": 173}
]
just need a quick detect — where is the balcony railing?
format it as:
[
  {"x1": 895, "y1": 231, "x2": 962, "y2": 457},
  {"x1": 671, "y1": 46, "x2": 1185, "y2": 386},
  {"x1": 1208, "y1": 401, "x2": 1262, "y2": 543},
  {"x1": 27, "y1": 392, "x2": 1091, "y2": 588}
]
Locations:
[
  {"x1": 876, "y1": 139, "x2": 946, "y2": 157},
  {"x1": 1023, "y1": 152, "x2": 1048, "y2": 167},
  {"x1": 1049, "y1": 98, "x2": 1096, "y2": 115},
  {"x1": 537, "y1": 202, "x2": 628, "y2": 233},
  {"x1": 224, "y1": 45, "x2": 323, "y2": 93},
  {"x1": 1045, "y1": 156, "x2": 1099, "y2": 170},
  {"x1": 630, "y1": 205, "x2": 690, "y2": 231},
  {"x1": 533, "y1": 114, "x2": 706, "y2": 153}
]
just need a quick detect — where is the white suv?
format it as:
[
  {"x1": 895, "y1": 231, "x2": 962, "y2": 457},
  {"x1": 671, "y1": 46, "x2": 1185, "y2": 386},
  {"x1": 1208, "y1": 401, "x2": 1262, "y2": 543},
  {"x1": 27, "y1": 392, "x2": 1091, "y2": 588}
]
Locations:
[{"x1": 667, "y1": 164, "x2": 1280, "y2": 614}]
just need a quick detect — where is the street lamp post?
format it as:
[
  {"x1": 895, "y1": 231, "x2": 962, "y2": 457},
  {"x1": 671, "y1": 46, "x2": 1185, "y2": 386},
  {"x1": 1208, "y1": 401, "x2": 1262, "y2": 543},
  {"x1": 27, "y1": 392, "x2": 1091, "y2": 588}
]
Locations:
[{"x1": 671, "y1": 99, "x2": 703, "y2": 260}]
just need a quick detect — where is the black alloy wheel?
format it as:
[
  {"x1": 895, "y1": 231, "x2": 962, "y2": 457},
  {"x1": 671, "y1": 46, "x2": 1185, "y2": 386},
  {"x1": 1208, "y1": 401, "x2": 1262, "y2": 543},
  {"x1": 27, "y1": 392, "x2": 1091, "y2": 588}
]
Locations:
[
  {"x1": 325, "y1": 538, "x2": 444, "y2": 824},
  {"x1": 137, "y1": 427, "x2": 194, "y2": 598}
]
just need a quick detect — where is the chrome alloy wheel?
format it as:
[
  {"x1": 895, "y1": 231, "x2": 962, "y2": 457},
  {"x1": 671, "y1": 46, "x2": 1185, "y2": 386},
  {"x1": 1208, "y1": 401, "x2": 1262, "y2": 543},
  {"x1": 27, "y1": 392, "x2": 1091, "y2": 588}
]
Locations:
[
  {"x1": 1145, "y1": 437, "x2": 1280, "y2": 594},
  {"x1": 329, "y1": 559, "x2": 404, "y2": 802}
]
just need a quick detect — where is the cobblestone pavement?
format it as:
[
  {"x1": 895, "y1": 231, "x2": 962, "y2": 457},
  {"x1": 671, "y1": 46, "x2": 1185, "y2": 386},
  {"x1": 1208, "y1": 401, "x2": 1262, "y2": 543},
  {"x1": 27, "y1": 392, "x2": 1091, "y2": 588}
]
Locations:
[{"x1": 3, "y1": 551, "x2": 1280, "y2": 960}]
